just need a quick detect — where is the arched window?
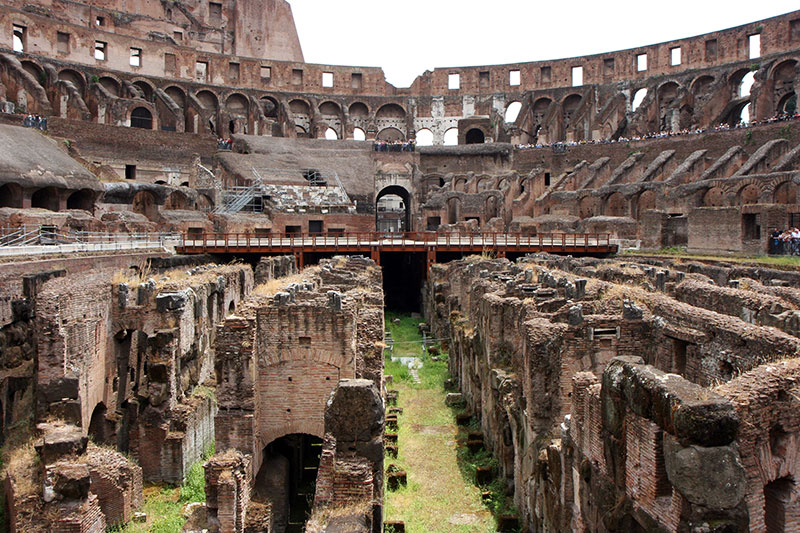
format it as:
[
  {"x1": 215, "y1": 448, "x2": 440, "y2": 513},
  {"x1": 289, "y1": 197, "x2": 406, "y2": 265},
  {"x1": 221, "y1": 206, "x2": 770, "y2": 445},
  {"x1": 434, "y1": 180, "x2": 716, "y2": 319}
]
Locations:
[
  {"x1": 130, "y1": 107, "x2": 153, "y2": 129},
  {"x1": 325, "y1": 127, "x2": 338, "y2": 140},
  {"x1": 443, "y1": 128, "x2": 459, "y2": 146},
  {"x1": 31, "y1": 187, "x2": 60, "y2": 211},
  {"x1": 505, "y1": 101, "x2": 522, "y2": 123},
  {"x1": 465, "y1": 128, "x2": 485, "y2": 144},
  {"x1": 66, "y1": 189, "x2": 95, "y2": 211},
  {"x1": 632, "y1": 88, "x2": 648, "y2": 111},
  {"x1": 415, "y1": 129, "x2": 433, "y2": 146},
  {"x1": 739, "y1": 71, "x2": 756, "y2": 98},
  {"x1": 352, "y1": 127, "x2": 366, "y2": 141}
]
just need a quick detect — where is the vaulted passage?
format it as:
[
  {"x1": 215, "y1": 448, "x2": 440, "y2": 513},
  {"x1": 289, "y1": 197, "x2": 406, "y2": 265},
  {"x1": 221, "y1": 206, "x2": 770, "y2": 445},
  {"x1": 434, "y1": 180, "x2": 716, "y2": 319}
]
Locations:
[
  {"x1": 253, "y1": 434, "x2": 322, "y2": 533},
  {"x1": 380, "y1": 251, "x2": 426, "y2": 311}
]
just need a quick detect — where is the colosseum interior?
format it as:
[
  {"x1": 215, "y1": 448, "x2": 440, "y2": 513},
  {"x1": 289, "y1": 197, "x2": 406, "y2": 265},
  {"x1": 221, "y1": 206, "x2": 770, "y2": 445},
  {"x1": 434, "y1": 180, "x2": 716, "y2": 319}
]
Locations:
[{"x1": 1, "y1": 1, "x2": 800, "y2": 532}]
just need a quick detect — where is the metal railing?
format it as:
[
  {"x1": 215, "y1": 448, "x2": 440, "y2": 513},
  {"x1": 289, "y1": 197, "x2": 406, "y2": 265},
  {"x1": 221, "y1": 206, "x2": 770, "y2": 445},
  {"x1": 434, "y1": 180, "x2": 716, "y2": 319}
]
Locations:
[
  {"x1": 0, "y1": 226, "x2": 179, "y2": 254},
  {"x1": 178, "y1": 231, "x2": 613, "y2": 250}
]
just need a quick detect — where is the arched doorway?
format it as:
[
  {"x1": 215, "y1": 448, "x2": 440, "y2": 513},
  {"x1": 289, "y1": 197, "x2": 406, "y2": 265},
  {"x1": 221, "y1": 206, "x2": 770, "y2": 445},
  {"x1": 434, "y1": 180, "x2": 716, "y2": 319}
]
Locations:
[
  {"x1": 465, "y1": 128, "x2": 485, "y2": 144},
  {"x1": 253, "y1": 434, "x2": 322, "y2": 532},
  {"x1": 130, "y1": 107, "x2": 153, "y2": 129},
  {"x1": 88, "y1": 402, "x2": 108, "y2": 444},
  {"x1": 31, "y1": 187, "x2": 60, "y2": 211},
  {"x1": 132, "y1": 190, "x2": 158, "y2": 220},
  {"x1": 0, "y1": 183, "x2": 23, "y2": 208},
  {"x1": 376, "y1": 185, "x2": 410, "y2": 233},
  {"x1": 66, "y1": 189, "x2": 95, "y2": 211}
]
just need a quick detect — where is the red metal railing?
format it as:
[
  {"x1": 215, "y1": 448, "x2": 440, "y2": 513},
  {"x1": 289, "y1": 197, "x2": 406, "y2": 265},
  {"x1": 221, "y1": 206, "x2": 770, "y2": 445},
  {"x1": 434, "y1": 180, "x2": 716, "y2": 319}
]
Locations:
[{"x1": 177, "y1": 231, "x2": 613, "y2": 251}]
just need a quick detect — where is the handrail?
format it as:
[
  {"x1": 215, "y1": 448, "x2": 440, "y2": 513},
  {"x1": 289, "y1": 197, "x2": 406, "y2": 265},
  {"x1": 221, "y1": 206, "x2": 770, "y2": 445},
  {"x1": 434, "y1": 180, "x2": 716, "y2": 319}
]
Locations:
[{"x1": 177, "y1": 231, "x2": 614, "y2": 249}]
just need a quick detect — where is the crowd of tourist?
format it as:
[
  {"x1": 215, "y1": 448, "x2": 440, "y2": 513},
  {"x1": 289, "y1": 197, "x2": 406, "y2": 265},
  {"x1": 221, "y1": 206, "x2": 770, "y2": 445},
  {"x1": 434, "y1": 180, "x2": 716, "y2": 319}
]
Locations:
[
  {"x1": 217, "y1": 138, "x2": 233, "y2": 150},
  {"x1": 23, "y1": 113, "x2": 47, "y2": 131},
  {"x1": 770, "y1": 227, "x2": 800, "y2": 255},
  {"x1": 514, "y1": 111, "x2": 800, "y2": 150},
  {"x1": 373, "y1": 140, "x2": 416, "y2": 152}
]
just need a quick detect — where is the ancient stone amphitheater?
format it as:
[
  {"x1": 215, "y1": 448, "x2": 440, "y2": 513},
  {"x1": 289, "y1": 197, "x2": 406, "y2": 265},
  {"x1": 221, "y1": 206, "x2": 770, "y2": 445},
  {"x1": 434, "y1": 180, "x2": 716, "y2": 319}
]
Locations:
[{"x1": 1, "y1": 1, "x2": 799, "y2": 531}]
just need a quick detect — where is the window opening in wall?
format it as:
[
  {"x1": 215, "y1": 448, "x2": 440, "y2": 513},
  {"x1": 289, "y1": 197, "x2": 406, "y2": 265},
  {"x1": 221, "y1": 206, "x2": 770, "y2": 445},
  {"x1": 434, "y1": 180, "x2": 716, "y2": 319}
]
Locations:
[
  {"x1": 309, "y1": 220, "x2": 323, "y2": 234},
  {"x1": 173, "y1": 31, "x2": 183, "y2": 41},
  {"x1": 505, "y1": 101, "x2": 522, "y2": 123},
  {"x1": 740, "y1": 103, "x2": 751, "y2": 124},
  {"x1": 743, "y1": 213, "x2": 761, "y2": 240},
  {"x1": 95, "y1": 16, "x2": 104, "y2": 26},
  {"x1": 195, "y1": 60, "x2": 208, "y2": 81},
  {"x1": 285, "y1": 225, "x2": 301, "y2": 234},
  {"x1": 791, "y1": 19, "x2": 800, "y2": 42},
  {"x1": 748, "y1": 33, "x2": 761, "y2": 59},
  {"x1": 654, "y1": 430, "x2": 672, "y2": 497},
  {"x1": 322, "y1": 72, "x2": 334, "y2": 88},
  {"x1": 764, "y1": 477, "x2": 795, "y2": 533},
  {"x1": 164, "y1": 53, "x2": 176, "y2": 75},
  {"x1": 670, "y1": 47, "x2": 682, "y2": 66},
  {"x1": 129, "y1": 48, "x2": 141, "y2": 67},
  {"x1": 479, "y1": 70, "x2": 490, "y2": 88},
  {"x1": 327, "y1": 228, "x2": 344, "y2": 235},
  {"x1": 228, "y1": 61, "x2": 239, "y2": 79},
  {"x1": 789, "y1": 213, "x2": 800, "y2": 228},
  {"x1": 672, "y1": 337, "x2": 687, "y2": 374},
  {"x1": 603, "y1": 58, "x2": 615, "y2": 76},
  {"x1": 544, "y1": 172, "x2": 551, "y2": 186},
  {"x1": 351, "y1": 72, "x2": 362, "y2": 89},
  {"x1": 705, "y1": 39, "x2": 718, "y2": 61},
  {"x1": 426, "y1": 216, "x2": 441, "y2": 230},
  {"x1": 509, "y1": 69, "x2": 521, "y2": 86},
  {"x1": 571, "y1": 66, "x2": 583, "y2": 87},
  {"x1": 94, "y1": 41, "x2": 107, "y2": 61},
  {"x1": 259, "y1": 65, "x2": 272, "y2": 81},
  {"x1": 636, "y1": 53, "x2": 648, "y2": 72},
  {"x1": 541, "y1": 66, "x2": 552, "y2": 83},
  {"x1": 125, "y1": 164, "x2": 136, "y2": 180},
  {"x1": 448, "y1": 73, "x2": 460, "y2": 90},
  {"x1": 632, "y1": 88, "x2": 648, "y2": 111},
  {"x1": 292, "y1": 68, "x2": 303, "y2": 85},
  {"x1": 415, "y1": 128, "x2": 433, "y2": 146},
  {"x1": 57, "y1": 31, "x2": 70, "y2": 53},
  {"x1": 324, "y1": 127, "x2": 338, "y2": 140},
  {"x1": 209, "y1": 1, "x2": 222, "y2": 23},
  {"x1": 592, "y1": 327, "x2": 618, "y2": 339},
  {"x1": 353, "y1": 127, "x2": 366, "y2": 141},
  {"x1": 443, "y1": 127, "x2": 459, "y2": 146},
  {"x1": 740, "y1": 71, "x2": 755, "y2": 97}
]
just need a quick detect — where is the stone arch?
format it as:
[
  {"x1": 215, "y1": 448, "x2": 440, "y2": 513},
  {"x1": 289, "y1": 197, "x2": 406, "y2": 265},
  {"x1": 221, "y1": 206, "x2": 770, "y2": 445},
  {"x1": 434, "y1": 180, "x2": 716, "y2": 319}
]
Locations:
[
  {"x1": 778, "y1": 92, "x2": 797, "y2": 115},
  {"x1": 130, "y1": 107, "x2": 153, "y2": 129},
  {"x1": 604, "y1": 192, "x2": 627, "y2": 217},
  {"x1": 165, "y1": 190, "x2": 189, "y2": 210},
  {"x1": 132, "y1": 190, "x2": 158, "y2": 219},
  {"x1": 165, "y1": 86, "x2": 185, "y2": 108},
  {"x1": 132, "y1": 79, "x2": 154, "y2": 101},
  {"x1": 532, "y1": 97, "x2": 552, "y2": 118},
  {"x1": 324, "y1": 127, "x2": 338, "y2": 140},
  {"x1": 196, "y1": 90, "x2": 219, "y2": 111},
  {"x1": 376, "y1": 103, "x2": 406, "y2": 119},
  {"x1": 415, "y1": 128, "x2": 433, "y2": 146},
  {"x1": 773, "y1": 181, "x2": 798, "y2": 204},
  {"x1": 295, "y1": 124, "x2": 308, "y2": 137},
  {"x1": 738, "y1": 183, "x2": 761, "y2": 205},
  {"x1": 505, "y1": 101, "x2": 522, "y2": 123},
  {"x1": 87, "y1": 402, "x2": 108, "y2": 443},
  {"x1": 702, "y1": 187, "x2": 725, "y2": 206},
  {"x1": 319, "y1": 101, "x2": 341, "y2": 117},
  {"x1": 0, "y1": 183, "x2": 23, "y2": 208},
  {"x1": 21, "y1": 60, "x2": 44, "y2": 85},
  {"x1": 376, "y1": 185, "x2": 410, "y2": 232},
  {"x1": 226, "y1": 93, "x2": 249, "y2": 114},
  {"x1": 260, "y1": 95, "x2": 278, "y2": 118},
  {"x1": 465, "y1": 128, "x2": 485, "y2": 144},
  {"x1": 289, "y1": 99, "x2": 310, "y2": 115},
  {"x1": 476, "y1": 177, "x2": 494, "y2": 192},
  {"x1": 730, "y1": 69, "x2": 754, "y2": 98},
  {"x1": 443, "y1": 127, "x2": 459, "y2": 146},
  {"x1": 763, "y1": 476, "x2": 797, "y2": 533},
  {"x1": 98, "y1": 76, "x2": 121, "y2": 97},
  {"x1": 562, "y1": 94, "x2": 583, "y2": 128},
  {"x1": 58, "y1": 69, "x2": 85, "y2": 95},
  {"x1": 578, "y1": 196, "x2": 598, "y2": 218},
  {"x1": 66, "y1": 189, "x2": 95, "y2": 211},
  {"x1": 657, "y1": 81, "x2": 680, "y2": 104},
  {"x1": 485, "y1": 195, "x2": 499, "y2": 219},
  {"x1": 352, "y1": 127, "x2": 366, "y2": 141},
  {"x1": 349, "y1": 102, "x2": 369, "y2": 117},
  {"x1": 632, "y1": 88, "x2": 648, "y2": 111},
  {"x1": 770, "y1": 59, "x2": 797, "y2": 85},
  {"x1": 31, "y1": 187, "x2": 60, "y2": 211},
  {"x1": 376, "y1": 127, "x2": 404, "y2": 141},
  {"x1": 691, "y1": 75, "x2": 715, "y2": 95},
  {"x1": 196, "y1": 194, "x2": 214, "y2": 211},
  {"x1": 453, "y1": 177, "x2": 467, "y2": 193},
  {"x1": 635, "y1": 190, "x2": 657, "y2": 218}
]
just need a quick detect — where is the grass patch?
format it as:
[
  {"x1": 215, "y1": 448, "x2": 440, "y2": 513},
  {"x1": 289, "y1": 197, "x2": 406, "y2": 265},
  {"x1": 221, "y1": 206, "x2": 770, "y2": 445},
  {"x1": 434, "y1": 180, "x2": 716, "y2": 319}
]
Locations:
[
  {"x1": 624, "y1": 249, "x2": 800, "y2": 270},
  {"x1": 112, "y1": 443, "x2": 215, "y2": 532},
  {"x1": 383, "y1": 312, "x2": 496, "y2": 533}
]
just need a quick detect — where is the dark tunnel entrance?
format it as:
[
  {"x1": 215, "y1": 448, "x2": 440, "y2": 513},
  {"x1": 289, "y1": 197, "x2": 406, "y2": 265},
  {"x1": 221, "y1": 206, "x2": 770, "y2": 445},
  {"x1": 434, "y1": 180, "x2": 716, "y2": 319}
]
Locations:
[
  {"x1": 253, "y1": 434, "x2": 322, "y2": 533},
  {"x1": 381, "y1": 252, "x2": 426, "y2": 312}
]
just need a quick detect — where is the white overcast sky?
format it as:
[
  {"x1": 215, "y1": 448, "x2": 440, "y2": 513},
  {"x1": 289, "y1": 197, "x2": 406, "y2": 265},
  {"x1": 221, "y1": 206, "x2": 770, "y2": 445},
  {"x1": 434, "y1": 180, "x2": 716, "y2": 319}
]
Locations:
[{"x1": 287, "y1": 1, "x2": 800, "y2": 88}]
